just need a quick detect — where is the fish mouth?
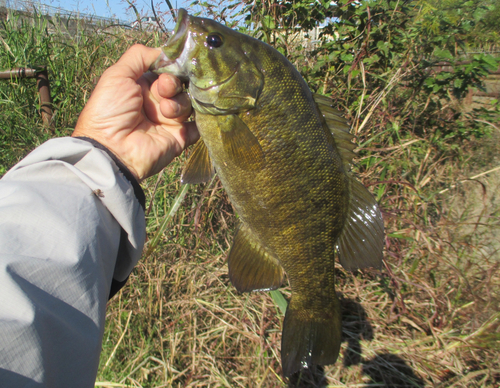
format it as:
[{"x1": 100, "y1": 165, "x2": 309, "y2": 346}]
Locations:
[{"x1": 150, "y1": 9, "x2": 189, "y2": 71}]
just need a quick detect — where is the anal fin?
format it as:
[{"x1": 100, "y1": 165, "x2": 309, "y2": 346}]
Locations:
[
  {"x1": 228, "y1": 223, "x2": 284, "y2": 293},
  {"x1": 336, "y1": 178, "x2": 385, "y2": 270}
]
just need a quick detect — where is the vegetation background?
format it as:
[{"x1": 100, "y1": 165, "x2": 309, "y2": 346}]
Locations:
[{"x1": 0, "y1": 0, "x2": 499, "y2": 386}]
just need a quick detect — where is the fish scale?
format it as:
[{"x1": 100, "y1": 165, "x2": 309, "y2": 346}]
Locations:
[{"x1": 152, "y1": 8, "x2": 384, "y2": 377}]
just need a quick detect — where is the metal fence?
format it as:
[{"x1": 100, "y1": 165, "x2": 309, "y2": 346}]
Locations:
[{"x1": 0, "y1": 0, "x2": 127, "y2": 25}]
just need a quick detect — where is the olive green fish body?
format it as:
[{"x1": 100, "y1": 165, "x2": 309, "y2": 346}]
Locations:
[
  {"x1": 196, "y1": 44, "x2": 346, "y2": 372},
  {"x1": 152, "y1": 9, "x2": 384, "y2": 377}
]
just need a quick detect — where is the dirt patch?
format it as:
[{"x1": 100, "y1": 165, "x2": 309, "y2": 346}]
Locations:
[{"x1": 443, "y1": 129, "x2": 500, "y2": 272}]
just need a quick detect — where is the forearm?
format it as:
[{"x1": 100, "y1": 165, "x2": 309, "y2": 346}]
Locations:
[{"x1": 0, "y1": 137, "x2": 146, "y2": 387}]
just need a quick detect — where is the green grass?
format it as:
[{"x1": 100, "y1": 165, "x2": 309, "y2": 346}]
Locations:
[
  {"x1": 0, "y1": 10, "x2": 165, "y2": 173},
  {"x1": 1, "y1": 8, "x2": 499, "y2": 388}
]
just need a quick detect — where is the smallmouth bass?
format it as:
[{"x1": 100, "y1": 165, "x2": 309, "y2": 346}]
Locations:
[{"x1": 152, "y1": 9, "x2": 384, "y2": 377}]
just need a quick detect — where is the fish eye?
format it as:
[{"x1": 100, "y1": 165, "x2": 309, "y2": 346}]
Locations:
[{"x1": 206, "y1": 33, "x2": 223, "y2": 48}]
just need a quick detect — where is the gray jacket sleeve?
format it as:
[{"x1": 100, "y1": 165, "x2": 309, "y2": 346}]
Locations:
[{"x1": 0, "y1": 137, "x2": 146, "y2": 387}]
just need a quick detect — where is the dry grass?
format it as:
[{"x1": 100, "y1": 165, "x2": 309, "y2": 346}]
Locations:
[{"x1": 96, "y1": 126, "x2": 500, "y2": 387}]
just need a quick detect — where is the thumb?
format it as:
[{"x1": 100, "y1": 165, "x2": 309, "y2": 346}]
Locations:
[{"x1": 112, "y1": 44, "x2": 162, "y2": 81}]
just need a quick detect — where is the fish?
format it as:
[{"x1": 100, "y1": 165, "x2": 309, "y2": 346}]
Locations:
[{"x1": 151, "y1": 9, "x2": 384, "y2": 377}]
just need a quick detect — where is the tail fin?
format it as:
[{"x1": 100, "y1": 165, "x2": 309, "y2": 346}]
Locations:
[{"x1": 281, "y1": 299, "x2": 342, "y2": 377}]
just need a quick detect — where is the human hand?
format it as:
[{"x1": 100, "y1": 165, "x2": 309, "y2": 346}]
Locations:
[{"x1": 72, "y1": 44, "x2": 198, "y2": 181}]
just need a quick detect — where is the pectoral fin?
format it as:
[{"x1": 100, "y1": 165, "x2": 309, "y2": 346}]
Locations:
[
  {"x1": 218, "y1": 115, "x2": 265, "y2": 171},
  {"x1": 336, "y1": 178, "x2": 385, "y2": 270},
  {"x1": 228, "y1": 223, "x2": 284, "y2": 293},
  {"x1": 181, "y1": 139, "x2": 215, "y2": 184}
]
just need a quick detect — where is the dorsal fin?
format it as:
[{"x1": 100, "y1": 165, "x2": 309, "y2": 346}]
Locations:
[
  {"x1": 313, "y1": 94, "x2": 350, "y2": 130},
  {"x1": 314, "y1": 94, "x2": 384, "y2": 269},
  {"x1": 313, "y1": 93, "x2": 356, "y2": 169},
  {"x1": 336, "y1": 178, "x2": 385, "y2": 270}
]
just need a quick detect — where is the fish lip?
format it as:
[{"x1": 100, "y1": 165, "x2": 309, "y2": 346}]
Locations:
[
  {"x1": 166, "y1": 9, "x2": 189, "y2": 54},
  {"x1": 150, "y1": 9, "x2": 189, "y2": 71}
]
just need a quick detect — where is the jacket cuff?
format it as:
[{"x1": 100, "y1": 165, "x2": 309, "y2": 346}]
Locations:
[{"x1": 74, "y1": 136, "x2": 146, "y2": 210}]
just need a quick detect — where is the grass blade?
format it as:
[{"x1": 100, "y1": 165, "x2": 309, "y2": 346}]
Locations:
[
  {"x1": 270, "y1": 290, "x2": 288, "y2": 316},
  {"x1": 146, "y1": 183, "x2": 190, "y2": 255}
]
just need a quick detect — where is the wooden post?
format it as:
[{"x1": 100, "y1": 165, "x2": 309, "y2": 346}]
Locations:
[{"x1": 36, "y1": 68, "x2": 53, "y2": 127}]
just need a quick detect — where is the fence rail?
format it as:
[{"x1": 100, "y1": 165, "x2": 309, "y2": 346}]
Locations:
[
  {"x1": 0, "y1": 0, "x2": 127, "y2": 25},
  {"x1": 0, "y1": 66, "x2": 53, "y2": 127}
]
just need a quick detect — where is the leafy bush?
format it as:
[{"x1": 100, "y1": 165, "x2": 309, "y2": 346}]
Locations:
[{"x1": 230, "y1": 0, "x2": 499, "y2": 142}]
